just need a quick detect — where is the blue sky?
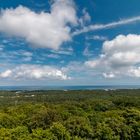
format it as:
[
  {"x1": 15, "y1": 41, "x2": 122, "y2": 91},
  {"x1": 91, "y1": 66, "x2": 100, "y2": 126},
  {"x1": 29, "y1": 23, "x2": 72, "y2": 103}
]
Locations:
[{"x1": 0, "y1": 0, "x2": 140, "y2": 85}]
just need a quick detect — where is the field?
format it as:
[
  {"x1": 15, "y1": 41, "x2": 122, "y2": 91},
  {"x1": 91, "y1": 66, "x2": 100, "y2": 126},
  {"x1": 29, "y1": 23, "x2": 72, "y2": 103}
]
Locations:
[{"x1": 0, "y1": 89, "x2": 140, "y2": 139}]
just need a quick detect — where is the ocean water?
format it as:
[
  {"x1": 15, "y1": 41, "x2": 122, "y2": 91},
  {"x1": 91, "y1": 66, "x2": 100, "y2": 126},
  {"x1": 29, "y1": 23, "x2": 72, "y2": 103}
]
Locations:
[{"x1": 0, "y1": 85, "x2": 140, "y2": 90}]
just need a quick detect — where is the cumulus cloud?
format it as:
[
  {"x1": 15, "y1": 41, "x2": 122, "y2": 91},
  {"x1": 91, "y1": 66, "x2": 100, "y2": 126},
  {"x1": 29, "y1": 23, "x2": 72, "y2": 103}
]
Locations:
[
  {"x1": 128, "y1": 67, "x2": 140, "y2": 78},
  {"x1": 0, "y1": 0, "x2": 77, "y2": 50},
  {"x1": 0, "y1": 64, "x2": 70, "y2": 80},
  {"x1": 85, "y1": 34, "x2": 140, "y2": 78},
  {"x1": 0, "y1": 70, "x2": 12, "y2": 78}
]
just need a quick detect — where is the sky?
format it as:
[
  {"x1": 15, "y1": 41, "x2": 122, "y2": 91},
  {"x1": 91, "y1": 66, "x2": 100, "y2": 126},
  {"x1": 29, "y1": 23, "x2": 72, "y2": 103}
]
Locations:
[{"x1": 0, "y1": 0, "x2": 140, "y2": 86}]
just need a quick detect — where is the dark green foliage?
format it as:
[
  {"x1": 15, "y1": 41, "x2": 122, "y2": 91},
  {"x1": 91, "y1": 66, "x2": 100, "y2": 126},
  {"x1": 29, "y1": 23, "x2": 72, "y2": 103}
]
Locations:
[
  {"x1": 65, "y1": 116, "x2": 92, "y2": 138},
  {"x1": 0, "y1": 89, "x2": 140, "y2": 139}
]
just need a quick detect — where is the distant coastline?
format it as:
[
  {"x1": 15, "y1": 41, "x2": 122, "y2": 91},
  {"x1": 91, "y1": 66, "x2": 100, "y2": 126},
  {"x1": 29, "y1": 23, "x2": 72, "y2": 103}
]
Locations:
[{"x1": 0, "y1": 85, "x2": 140, "y2": 91}]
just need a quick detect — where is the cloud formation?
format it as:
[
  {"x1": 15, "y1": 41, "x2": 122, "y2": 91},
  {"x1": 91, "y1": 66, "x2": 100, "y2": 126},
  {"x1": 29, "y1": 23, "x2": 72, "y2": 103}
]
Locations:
[
  {"x1": 86, "y1": 35, "x2": 108, "y2": 41},
  {"x1": 79, "y1": 9, "x2": 91, "y2": 27},
  {"x1": 0, "y1": 64, "x2": 70, "y2": 80},
  {"x1": 73, "y1": 16, "x2": 140, "y2": 36},
  {"x1": 85, "y1": 34, "x2": 140, "y2": 78},
  {"x1": 0, "y1": 0, "x2": 77, "y2": 50}
]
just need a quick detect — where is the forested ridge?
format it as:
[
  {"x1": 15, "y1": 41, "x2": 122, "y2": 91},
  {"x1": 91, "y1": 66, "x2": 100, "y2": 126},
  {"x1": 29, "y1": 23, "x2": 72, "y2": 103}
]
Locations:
[{"x1": 0, "y1": 89, "x2": 140, "y2": 139}]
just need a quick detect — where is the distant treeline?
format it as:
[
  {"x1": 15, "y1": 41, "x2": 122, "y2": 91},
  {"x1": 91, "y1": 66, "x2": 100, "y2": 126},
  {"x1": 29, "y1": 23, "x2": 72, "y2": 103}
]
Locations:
[{"x1": 0, "y1": 89, "x2": 140, "y2": 139}]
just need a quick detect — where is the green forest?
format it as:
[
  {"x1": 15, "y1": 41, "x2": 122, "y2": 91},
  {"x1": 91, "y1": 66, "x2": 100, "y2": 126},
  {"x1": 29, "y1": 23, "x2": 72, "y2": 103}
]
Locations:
[{"x1": 0, "y1": 89, "x2": 140, "y2": 139}]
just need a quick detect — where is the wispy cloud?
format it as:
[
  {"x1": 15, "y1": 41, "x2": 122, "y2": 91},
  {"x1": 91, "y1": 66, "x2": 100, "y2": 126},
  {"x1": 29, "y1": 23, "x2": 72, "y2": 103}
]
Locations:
[
  {"x1": 86, "y1": 35, "x2": 108, "y2": 41},
  {"x1": 50, "y1": 47, "x2": 74, "y2": 55},
  {"x1": 73, "y1": 16, "x2": 140, "y2": 36}
]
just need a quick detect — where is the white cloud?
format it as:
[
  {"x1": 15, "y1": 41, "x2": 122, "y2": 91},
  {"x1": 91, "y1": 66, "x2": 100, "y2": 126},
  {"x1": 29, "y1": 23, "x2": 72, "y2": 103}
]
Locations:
[
  {"x1": 0, "y1": 70, "x2": 12, "y2": 78},
  {"x1": 128, "y1": 67, "x2": 140, "y2": 78},
  {"x1": 87, "y1": 35, "x2": 108, "y2": 41},
  {"x1": 0, "y1": 64, "x2": 70, "y2": 80},
  {"x1": 102, "y1": 34, "x2": 140, "y2": 67},
  {"x1": 46, "y1": 54, "x2": 60, "y2": 59},
  {"x1": 85, "y1": 34, "x2": 140, "y2": 78},
  {"x1": 82, "y1": 9, "x2": 91, "y2": 22},
  {"x1": 9, "y1": 50, "x2": 33, "y2": 57},
  {"x1": 0, "y1": 0, "x2": 77, "y2": 50},
  {"x1": 0, "y1": 49, "x2": 33, "y2": 62},
  {"x1": 79, "y1": 9, "x2": 91, "y2": 27},
  {"x1": 50, "y1": 46, "x2": 73, "y2": 55},
  {"x1": 62, "y1": 61, "x2": 96, "y2": 78},
  {"x1": 22, "y1": 56, "x2": 32, "y2": 62},
  {"x1": 73, "y1": 16, "x2": 140, "y2": 36},
  {"x1": 21, "y1": 51, "x2": 33, "y2": 57},
  {"x1": 103, "y1": 73, "x2": 115, "y2": 79},
  {"x1": 85, "y1": 60, "x2": 99, "y2": 68}
]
